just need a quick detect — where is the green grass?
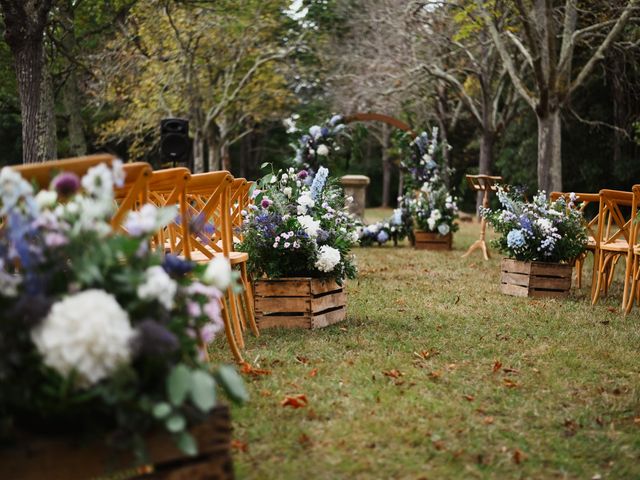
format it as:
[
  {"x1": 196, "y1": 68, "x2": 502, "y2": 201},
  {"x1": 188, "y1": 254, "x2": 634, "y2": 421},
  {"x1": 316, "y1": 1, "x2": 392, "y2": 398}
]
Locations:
[{"x1": 210, "y1": 213, "x2": 640, "y2": 479}]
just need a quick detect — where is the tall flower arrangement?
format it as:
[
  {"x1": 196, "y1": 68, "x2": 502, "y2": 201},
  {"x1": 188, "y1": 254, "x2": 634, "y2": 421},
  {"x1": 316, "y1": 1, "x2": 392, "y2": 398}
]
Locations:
[
  {"x1": 482, "y1": 188, "x2": 588, "y2": 262},
  {"x1": 294, "y1": 114, "x2": 347, "y2": 171},
  {"x1": 0, "y1": 163, "x2": 247, "y2": 455},
  {"x1": 237, "y1": 166, "x2": 358, "y2": 283}
]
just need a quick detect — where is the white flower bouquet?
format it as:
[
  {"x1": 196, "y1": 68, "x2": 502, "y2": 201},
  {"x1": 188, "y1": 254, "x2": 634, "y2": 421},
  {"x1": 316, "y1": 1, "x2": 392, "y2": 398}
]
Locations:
[{"x1": 0, "y1": 163, "x2": 247, "y2": 456}]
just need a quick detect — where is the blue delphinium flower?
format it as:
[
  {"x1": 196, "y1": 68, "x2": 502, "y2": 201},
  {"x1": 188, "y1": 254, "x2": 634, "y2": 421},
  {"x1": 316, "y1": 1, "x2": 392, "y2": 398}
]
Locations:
[
  {"x1": 310, "y1": 167, "x2": 329, "y2": 200},
  {"x1": 329, "y1": 115, "x2": 342, "y2": 126},
  {"x1": 162, "y1": 254, "x2": 194, "y2": 277},
  {"x1": 376, "y1": 230, "x2": 389, "y2": 244},
  {"x1": 507, "y1": 229, "x2": 526, "y2": 249},
  {"x1": 316, "y1": 229, "x2": 330, "y2": 242},
  {"x1": 519, "y1": 214, "x2": 533, "y2": 233}
]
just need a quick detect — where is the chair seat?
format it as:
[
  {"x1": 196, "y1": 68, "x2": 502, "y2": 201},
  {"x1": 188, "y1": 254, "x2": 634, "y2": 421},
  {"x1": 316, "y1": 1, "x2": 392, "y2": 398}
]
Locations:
[
  {"x1": 586, "y1": 237, "x2": 596, "y2": 249},
  {"x1": 188, "y1": 249, "x2": 249, "y2": 265},
  {"x1": 634, "y1": 245, "x2": 640, "y2": 256},
  {"x1": 600, "y1": 239, "x2": 629, "y2": 253}
]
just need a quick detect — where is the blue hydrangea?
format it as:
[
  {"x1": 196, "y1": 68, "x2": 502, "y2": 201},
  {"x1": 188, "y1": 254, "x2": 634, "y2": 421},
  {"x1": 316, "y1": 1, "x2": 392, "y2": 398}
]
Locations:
[
  {"x1": 310, "y1": 167, "x2": 329, "y2": 200},
  {"x1": 377, "y1": 230, "x2": 389, "y2": 244},
  {"x1": 506, "y1": 229, "x2": 526, "y2": 249}
]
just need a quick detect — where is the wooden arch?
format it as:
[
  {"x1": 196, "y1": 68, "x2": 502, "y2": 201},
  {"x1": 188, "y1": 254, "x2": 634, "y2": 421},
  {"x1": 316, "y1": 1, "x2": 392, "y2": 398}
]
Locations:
[{"x1": 343, "y1": 112, "x2": 416, "y2": 137}]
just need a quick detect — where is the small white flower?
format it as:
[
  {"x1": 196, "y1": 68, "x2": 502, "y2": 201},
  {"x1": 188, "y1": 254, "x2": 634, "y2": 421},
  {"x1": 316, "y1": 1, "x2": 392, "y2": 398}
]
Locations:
[
  {"x1": 35, "y1": 190, "x2": 58, "y2": 209},
  {"x1": 309, "y1": 125, "x2": 322, "y2": 139},
  {"x1": 203, "y1": 256, "x2": 231, "y2": 290},
  {"x1": 137, "y1": 266, "x2": 177, "y2": 310},
  {"x1": 31, "y1": 289, "x2": 135, "y2": 387},
  {"x1": 316, "y1": 144, "x2": 329, "y2": 156},
  {"x1": 315, "y1": 245, "x2": 341, "y2": 272},
  {"x1": 283, "y1": 187, "x2": 292, "y2": 198}
]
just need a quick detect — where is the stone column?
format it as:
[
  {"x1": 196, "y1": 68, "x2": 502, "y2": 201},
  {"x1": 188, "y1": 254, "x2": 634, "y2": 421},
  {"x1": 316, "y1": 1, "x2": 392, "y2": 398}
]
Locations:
[{"x1": 341, "y1": 175, "x2": 370, "y2": 219}]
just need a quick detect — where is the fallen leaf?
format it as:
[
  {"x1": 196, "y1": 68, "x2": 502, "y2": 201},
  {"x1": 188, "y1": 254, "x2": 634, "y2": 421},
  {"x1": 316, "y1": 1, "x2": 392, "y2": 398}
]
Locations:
[
  {"x1": 295, "y1": 355, "x2": 309, "y2": 364},
  {"x1": 231, "y1": 440, "x2": 248, "y2": 453},
  {"x1": 503, "y1": 378, "x2": 519, "y2": 388},
  {"x1": 429, "y1": 371, "x2": 442, "y2": 380},
  {"x1": 309, "y1": 368, "x2": 318, "y2": 377},
  {"x1": 382, "y1": 369, "x2": 403, "y2": 378},
  {"x1": 259, "y1": 389, "x2": 272, "y2": 397},
  {"x1": 492, "y1": 360, "x2": 503, "y2": 373},
  {"x1": 339, "y1": 327, "x2": 348, "y2": 332},
  {"x1": 464, "y1": 394, "x2": 475, "y2": 402},
  {"x1": 513, "y1": 448, "x2": 526, "y2": 464},
  {"x1": 298, "y1": 433, "x2": 312, "y2": 448},
  {"x1": 503, "y1": 367, "x2": 519, "y2": 374},
  {"x1": 432, "y1": 440, "x2": 446, "y2": 450},
  {"x1": 607, "y1": 307, "x2": 617, "y2": 313},
  {"x1": 563, "y1": 418, "x2": 579, "y2": 437},
  {"x1": 454, "y1": 295, "x2": 460, "y2": 305},
  {"x1": 240, "y1": 362, "x2": 272, "y2": 377},
  {"x1": 482, "y1": 416, "x2": 494, "y2": 425},
  {"x1": 281, "y1": 394, "x2": 308, "y2": 409}
]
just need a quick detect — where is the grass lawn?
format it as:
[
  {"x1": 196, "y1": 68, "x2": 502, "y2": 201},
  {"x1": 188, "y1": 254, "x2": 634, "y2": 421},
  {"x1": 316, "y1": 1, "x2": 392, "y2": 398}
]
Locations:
[{"x1": 210, "y1": 212, "x2": 640, "y2": 479}]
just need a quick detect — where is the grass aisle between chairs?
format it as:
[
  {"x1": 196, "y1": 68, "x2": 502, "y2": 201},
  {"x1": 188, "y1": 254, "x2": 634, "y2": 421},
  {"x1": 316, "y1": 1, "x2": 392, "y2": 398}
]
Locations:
[{"x1": 209, "y1": 219, "x2": 640, "y2": 480}]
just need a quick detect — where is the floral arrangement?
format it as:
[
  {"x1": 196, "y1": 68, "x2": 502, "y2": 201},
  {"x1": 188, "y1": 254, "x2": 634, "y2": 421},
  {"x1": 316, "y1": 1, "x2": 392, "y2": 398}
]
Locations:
[
  {"x1": 237, "y1": 166, "x2": 358, "y2": 283},
  {"x1": 400, "y1": 127, "x2": 451, "y2": 192},
  {"x1": 404, "y1": 171, "x2": 459, "y2": 236},
  {"x1": 0, "y1": 163, "x2": 246, "y2": 456},
  {"x1": 482, "y1": 188, "x2": 588, "y2": 263},
  {"x1": 358, "y1": 208, "x2": 411, "y2": 247},
  {"x1": 294, "y1": 114, "x2": 347, "y2": 171}
]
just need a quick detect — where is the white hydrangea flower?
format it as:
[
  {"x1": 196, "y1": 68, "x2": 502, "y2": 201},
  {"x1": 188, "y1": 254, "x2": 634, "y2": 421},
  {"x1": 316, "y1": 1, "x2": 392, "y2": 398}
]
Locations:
[
  {"x1": 0, "y1": 167, "x2": 34, "y2": 215},
  {"x1": 31, "y1": 289, "x2": 135, "y2": 387},
  {"x1": 297, "y1": 192, "x2": 315, "y2": 214},
  {"x1": 124, "y1": 204, "x2": 177, "y2": 237},
  {"x1": 309, "y1": 125, "x2": 322, "y2": 139},
  {"x1": 203, "y1": 256, "x2": 231, "y2": 290},
  {"x1": 283, "y1": 187, "x2": 293, "y2": 198},
  {"x1": 315, "y1": 245, "x2": 341, "y2": 272},
  {"x1": 297, "y1": 215, "x2": 321, "y2": 238},
  {"x1": 316, "y1": 144, "x2": 329, "y2": 156},
  {"x1": 81, "y1": 163, "x2": 114, "y2": 200},
  {"x1": 137, "y1": 266, "x2": 178, "y2": 310},
  {"x1": 35, "y1": 190, "x2": 58, "y2": 209},
  {"x1": 438, "y1": 223, "x2": 450, "y2": 236}
]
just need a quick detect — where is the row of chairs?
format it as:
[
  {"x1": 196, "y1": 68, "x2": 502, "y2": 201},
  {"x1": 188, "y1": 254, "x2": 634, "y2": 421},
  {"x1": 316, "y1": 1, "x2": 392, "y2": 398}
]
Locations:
[
  {"x1": 13, "y1": 154, "x2": 258, "y2": 363},
  {"x1": 551, "y1": 188, "x2": 640, "y2": 314}
]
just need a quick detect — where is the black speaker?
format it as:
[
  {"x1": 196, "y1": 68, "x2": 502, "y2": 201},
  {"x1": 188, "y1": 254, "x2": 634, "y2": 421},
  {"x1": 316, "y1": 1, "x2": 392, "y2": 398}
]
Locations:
[{"x1": 160, "y1": 118, "x2": 190, "y2": 166}]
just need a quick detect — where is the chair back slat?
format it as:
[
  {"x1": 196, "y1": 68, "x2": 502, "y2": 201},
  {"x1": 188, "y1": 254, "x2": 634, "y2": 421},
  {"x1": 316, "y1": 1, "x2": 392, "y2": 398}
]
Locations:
[{"x1": 596, "y1": 189, "x2": 634, "y2": 246}]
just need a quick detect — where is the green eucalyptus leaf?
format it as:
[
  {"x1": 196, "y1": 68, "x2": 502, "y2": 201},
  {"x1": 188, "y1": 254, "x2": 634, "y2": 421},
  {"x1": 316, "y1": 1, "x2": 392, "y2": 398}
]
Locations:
[
  {"x1": 214, "y1": 365, "x2": 249, "y2": 404},
  {"x1": 165, "y1": 413, "x2": 186, "y2": 433},
  {"x1": 260, "y1": 162, "x2": 270, "y2": 169},
  {"x1": 176, "y1": 431, "x2": 198, "y2": 457},
  {"x1": 152, "y1": 402, "x2": 172, "y2": 419},
  {"x1": 190, "y1": 370, "x2": 217, "y2": 412},
  {"x1": 167, "y1": 364, "x2": 192, "y2": 406}
]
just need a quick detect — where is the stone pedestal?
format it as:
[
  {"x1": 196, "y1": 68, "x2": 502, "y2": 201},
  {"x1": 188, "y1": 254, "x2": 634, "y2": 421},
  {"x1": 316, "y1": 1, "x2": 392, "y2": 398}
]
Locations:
[{"x1": 341, "y1": 175, "x2": 370, "y2": 219}]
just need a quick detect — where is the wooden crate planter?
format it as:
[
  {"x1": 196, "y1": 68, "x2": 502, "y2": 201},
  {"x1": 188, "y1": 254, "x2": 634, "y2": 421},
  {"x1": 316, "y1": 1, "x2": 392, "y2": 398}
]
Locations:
[
  {"x1": 254, "y1": 277, "x2": 346, "y2": 329},
  {"x1": 500, "y1": 258, "x2": 573, "y2": 298},
  {"x1": 0, "y1": 406, "x2": 234, "y2": 480},
  {"x1": 414, "y1": 230, "x2": 452, "y2": 251}
]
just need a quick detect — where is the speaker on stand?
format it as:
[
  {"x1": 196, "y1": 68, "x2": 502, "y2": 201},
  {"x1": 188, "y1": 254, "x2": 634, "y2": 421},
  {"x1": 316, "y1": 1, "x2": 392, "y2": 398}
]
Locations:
[{"x1": 160, "y1": 118, "x2": 191, "y2": 169}]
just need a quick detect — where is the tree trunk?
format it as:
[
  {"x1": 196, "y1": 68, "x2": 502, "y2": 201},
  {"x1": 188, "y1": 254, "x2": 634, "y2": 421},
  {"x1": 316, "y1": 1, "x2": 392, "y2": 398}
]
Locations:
[
  {"x1": 207, "y1": 129, "x2": 221, "y2": 172},
  {"x1": 35, "y1": 61, "x2": 57, "y2": 161},
  {"x1": 381, "y1": 123, "x2": 391, "y2": 208},
  {"x1": 193, "y1": 129, "x2": 205, "y2": 173},
  {"x1": 476, "y1": 129, "x2": 494, "y2": 215},
  {"x1": 536, "y1": 109, "x2": 562, "y2": 193},
  {"x1": 62, "y1": 70, "x2": 86, "y2": 156}
]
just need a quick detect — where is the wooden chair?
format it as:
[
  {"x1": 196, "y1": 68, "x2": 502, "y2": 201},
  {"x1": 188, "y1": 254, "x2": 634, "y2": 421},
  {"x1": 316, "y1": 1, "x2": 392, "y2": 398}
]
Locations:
[
  {"x1": 623, "y1": 184, "x2": 640, "y2": 314},
  {"x1": 12, "y1": 154, "x2": 151, "y2": 230},
  {"x1": 146, "y1": 167, "x2": 192, "y2": 259},
  {"x1": 591, "y1": 189, "x2": 635, "y2": 306},
  {"x1": 550, "y1": 192, "x2": 599, "y2": 289}
]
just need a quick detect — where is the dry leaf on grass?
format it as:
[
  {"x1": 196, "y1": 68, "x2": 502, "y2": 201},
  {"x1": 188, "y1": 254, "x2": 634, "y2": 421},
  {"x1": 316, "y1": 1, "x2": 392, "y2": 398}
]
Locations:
[
  {"x1": 281, "y1": 394, "x2": 308, "y2": 408},
  {"x1": 492, "y1": 360, "x2": 503, "y2": 373},
  {"x1": 503, "y1": 378, "x2": 519, "y2": 388},
  {"x1": 241, "y1": 362, "x2": 272, "y2": 377},
  {"x1": 309, "y1": 368, "x2": 318, "y2": 377},
  {"x1": 513, "y1": 448, "x2": 526, "y2": 464},
  {"x1": 231, "y1": 440, "x2": 248, "y2": 452},
  {"x1": 382, "y1": 369, "x2": 403, "y2": 378},
  {"x1": 463, "y1": 394, "x2": 475, "y2": 402}
]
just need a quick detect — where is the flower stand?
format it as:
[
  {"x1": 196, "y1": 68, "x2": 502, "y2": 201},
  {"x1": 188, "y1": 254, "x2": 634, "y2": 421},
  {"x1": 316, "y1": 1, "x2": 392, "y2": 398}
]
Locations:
[
  {"x1": 254, "y1": 277, "x2": 346, "y2": 329},
  {"x1": 414, "y1": 230, "x2": 452, "y2": 251},
  {"x1": 500, "y1": 258, "x2": 572, "y2": 298},
  {"x1": 0, "y1": 406, "x2": 235, "y2": 480}
]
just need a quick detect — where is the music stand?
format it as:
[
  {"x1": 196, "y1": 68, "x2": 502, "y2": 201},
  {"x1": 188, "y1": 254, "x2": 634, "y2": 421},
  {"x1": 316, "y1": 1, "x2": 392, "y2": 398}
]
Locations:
[{"x1": 462, "y1": 174, "x2": 503, "y2": 261}]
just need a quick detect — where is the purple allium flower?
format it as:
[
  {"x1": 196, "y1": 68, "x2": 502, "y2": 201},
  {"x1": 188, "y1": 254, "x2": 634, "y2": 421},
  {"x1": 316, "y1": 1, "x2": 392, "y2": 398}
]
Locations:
[
  {"x1": 261, "y1": 198, "x2": 272, "y2": 208},
  {"x1": 51, "y1": 172, "x2": 81, "y2": 197},
  {"x1": 162, "y1": 254, "x2": 194, "y2": 277},
  {"x1": 297, "y1": 170, "x2": 308, "y2": 180},
  {"x1": 133, "y1": 319, "x2": 179, "y2": 356}
]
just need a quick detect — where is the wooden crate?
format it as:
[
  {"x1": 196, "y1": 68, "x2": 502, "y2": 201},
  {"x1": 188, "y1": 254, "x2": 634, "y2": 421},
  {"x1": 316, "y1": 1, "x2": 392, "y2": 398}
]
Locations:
[
  {"x1": 0, "y1": 406, "x2": 234, "y2": 480},
  {"x1": 254, "y1": 277, "x2": 346, "y2": 329},
  {"x1": 500, "y1": 258, "x2": 573, "y2": 298},
  {"x1": 414, "y1": 231, "x2": 452, "y2": 251}
]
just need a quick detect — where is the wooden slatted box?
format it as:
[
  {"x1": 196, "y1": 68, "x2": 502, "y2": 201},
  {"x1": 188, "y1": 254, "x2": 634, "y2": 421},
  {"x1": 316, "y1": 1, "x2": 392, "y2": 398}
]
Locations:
[
  {"x1": 414, "y1": 231, "x2": 452, "y2": 251},
  {"x1": 500, "y1": 258, "x2": 573, "y2": 298},
  {"x1": 0, "y1": 406, "x2": 234, "y2": 480},
  {"x1": 254, "y1": 277, "x2": 346, "y2": 329}
]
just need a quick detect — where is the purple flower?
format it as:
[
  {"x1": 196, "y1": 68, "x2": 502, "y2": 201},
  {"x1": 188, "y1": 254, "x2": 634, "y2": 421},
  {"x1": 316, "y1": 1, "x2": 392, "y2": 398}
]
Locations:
[
  {"x1": 133, "y1": 319, "x2": 179, "y2": 356},
  {"x1": 297, "y1": 170, "x2": 308, "y2": 180},
  {"x1": 321, "y1": 127, "x2": 330, "y2": 137},
  {"x1": 316, "y1": 229, "x2": 330, "y2": 242},
  {"x1": 51, "y1": 172, "x2": 80, "y2": 197},
  {"x1": 519, "y1": 215, "x2": 533, "y2": 233},
  {"x1": 261, "y1": 198, "x2": 272, "y2": 208},
  {"x1": 162, "y1": 254, "x2": 194, "y2": 277}
]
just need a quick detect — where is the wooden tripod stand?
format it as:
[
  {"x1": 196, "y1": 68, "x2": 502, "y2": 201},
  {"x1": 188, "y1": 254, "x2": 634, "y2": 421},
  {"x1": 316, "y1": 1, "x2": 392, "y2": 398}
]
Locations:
[{"x1": 462, "y1": 174, "x2": 502, "y2": 261}]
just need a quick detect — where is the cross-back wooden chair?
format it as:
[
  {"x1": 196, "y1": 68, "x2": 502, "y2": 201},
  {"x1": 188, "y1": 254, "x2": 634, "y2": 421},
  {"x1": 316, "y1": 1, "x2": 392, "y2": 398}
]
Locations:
[
  {"x1": 12, "y1": 154, "x2": 151, "y2": 230},
  {"x1": 623, "y1": 184, "x2": 640, "y2": 314},
  {"x1": 550, "y1": 192, "x2": 599, "y2": 289},
  {"x1": 591, "y1": 189, "x2": 635, "y2": 306},
  {"x1": 146, "y1": 167, "x2": 192, "y2": 259},
  {"x1": 182, "y1": 172, "x2": 259, "y2": 363}
]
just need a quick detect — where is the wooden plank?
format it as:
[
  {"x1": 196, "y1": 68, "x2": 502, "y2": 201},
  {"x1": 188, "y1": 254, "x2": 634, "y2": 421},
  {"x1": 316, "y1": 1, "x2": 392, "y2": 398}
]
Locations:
[
  {"x1": 500, "y1": 283, "x2": 529, "y2": 297},
  {"x1": 256, "y1": 315, "x2": 311, "y2": 329},
  {"x1": 529, "y1": 275, "x2": 572, "y2": 290},
  {"x1": 254, "y1": 279, "x2": 310, "y2": 297},
  {"x1": 500, "y1": 271, "x2": 531, "y2": 287},
  {"x1": 501, "y1": 258, "x2": 532, "y2": 275},
  {"x1": 529, "y1": 262, "x2": 572, "y2": 278},
  {"x1": 312, "y1": 307, "x2": 346, "y2": 328},
  {"x1": 311, "y1": 291, "x2": 346, "y2": 314},
  {"x1": 529, "y1": 288, "x2": 569, "y2": 298},
  {"x1": 255, "y1": 296, "x2": 310, "y2": 314},
  {"x1": 0, "y1": 407, "x2": 234, "y2": 480},
  {"x1": 310, "y1": 278, "x2": 342, "y2": 295}
]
